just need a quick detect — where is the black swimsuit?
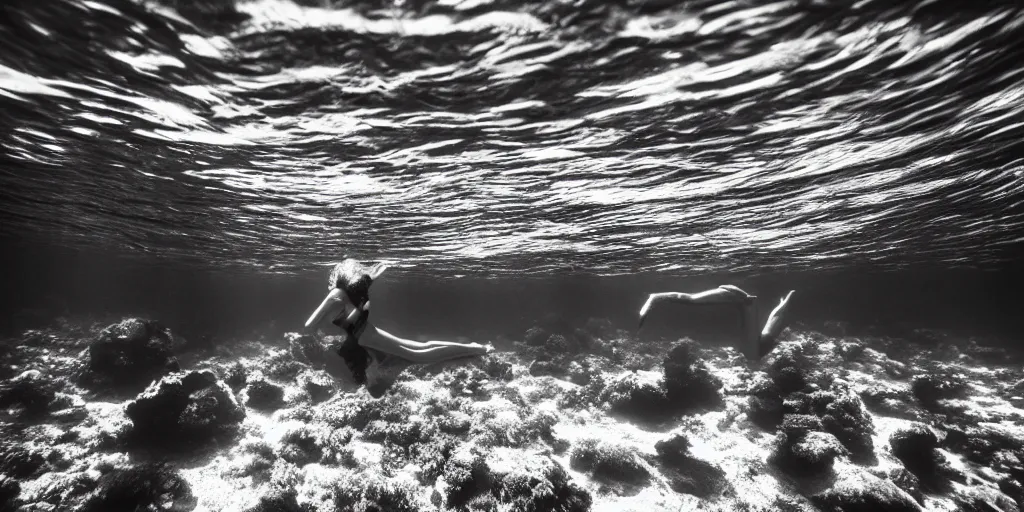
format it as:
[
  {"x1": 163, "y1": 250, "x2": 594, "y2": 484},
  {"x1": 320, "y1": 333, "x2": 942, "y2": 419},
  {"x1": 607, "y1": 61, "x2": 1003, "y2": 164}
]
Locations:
[{"x1": 331, "y1": 306, "x2": 388, "y2": 385}]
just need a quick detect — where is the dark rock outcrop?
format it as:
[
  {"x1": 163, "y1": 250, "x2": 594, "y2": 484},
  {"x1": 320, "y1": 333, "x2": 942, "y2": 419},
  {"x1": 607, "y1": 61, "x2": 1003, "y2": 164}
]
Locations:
[
  {"x1": 223, "y1": 362, "x2": 248, "y2": 391},
  {"x1": 77, "y1": 464, "x2": 197, "y2": 512},
  {"x1": 860, "y1": 383, "x2": 916, "y2": 419},
  {"x1": 244, "y1": 378, "x2": 285, "y2": 411},
  {"x1": 442, "y1": 449, "x2": 591, "y2": 512},
  {"x1": 488, "y1": 451, "x2": 591, "y2": 512},
  {"x1": 747, "y1": 375, "x2": 786, "y2": 430},
  {"x1": 771, "y1": 429, "x2": 848, "y2": 478},
  {"x1": 0, "y1": 370, "x2": 57, "y2": 419},
  {"x1": 783, "y1": 387, "x2": 876, "y2": 463},
  {"x1": 278, "y1": 426, "x2": 324, "y2": 466},
  {"x1": 546, "y1": 334, "x2": 576, "y2": 354},
  {"x1": 0, "y1": 475, "x2": 19, "y2": 511},
  {"x1": 123, "y1": 370, "x2": 245, "y2": 451},
  {"x1": 662, "y1": 342, "x2": 724, "y2": 412},
  {"x1": 911, "y1": 373, "x2": 970, "y2": 407},
  {"x1": 286, "y1": 332, "x2": 325, "y2": 367},
  {"x1": 600, "y1": 373, "x2": 674, "y2": 424},
  {"x1": 940, "y1": 423, "x2": 1024, "y2": 478},
  {"x1": 244, "y1": 487, "x2": 308, "y2": 512},
  {"x1": 569, "y1": 437, "x2": 650, "y2": 488},
  {"x1": 1, "y1": 445, "x2": 46, "y2": 479},
  {"x1": 810, "y1": 470, "x2": 921, "y2": 512},
  {"x1": 765, "y1": 343, "x2": 813, "y2": 395},
  {"x1": 78, "y1": 318, "x2": 180, "y2": 392},
  {"x1": 889, "y1": 423, "x2": 959, "y2": 493}
]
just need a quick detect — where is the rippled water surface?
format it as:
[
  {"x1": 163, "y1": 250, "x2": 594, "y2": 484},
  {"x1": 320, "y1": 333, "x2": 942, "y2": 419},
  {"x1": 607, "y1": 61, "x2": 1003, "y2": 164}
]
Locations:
[{"x1": 2, "y1": 0, "x2": 1023, "y2": 277}]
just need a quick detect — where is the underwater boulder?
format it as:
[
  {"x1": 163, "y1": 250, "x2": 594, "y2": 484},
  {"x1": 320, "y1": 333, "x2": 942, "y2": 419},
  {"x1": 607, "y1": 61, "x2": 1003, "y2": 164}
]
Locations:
[
  {"x1": 244, "y1": 377, "x2": 286, "y2": 411},
  {"x1": 770, "y1": 429, "x2": 848, "y2": 478},
  {"x1": 484, "y1": 447, "x2": 591, "y2": 512},
  {"x1": 263, "y1": 352, "x2": 306, "y2": 381},
  {"x1": 48, "y1": 392, "x2": 89, "y2": 425},
  {"x1": 19, "y1": 470, "x2": 97, "y2": 508},
  {"x1": 0, "y1": 369, "x2": 57, "y2": 419},
  {"x1": 764, "y1": 343, "x2": 812, "y2": 395},
  {"x1": 277, "y1": 425, "x2": 324, "y2": 466},
  {"x1": 746, "y1": 374, "x2": 785, "y2": 430},
  {"x1": 860, "y1": 383, "x2": 917, "y2": 419},
  {"x1": 999, "y1": 475, "x2": 1024, "y2": 509},
  {"x1": 79, "y1": 318, "x2": 180, "y2": 392},
  {"x1": 0, "y1": 444, "x2": 46, "y2": 479},
  {"x1": 876, "y1": 466, "x2": 924, "y2": 505},
  {"x1": 889, "y1": 423, "x2": 958, "y2": 492},
  {"x1": 784, "y1": 386, "x2": 876, "y2": 463},
  {"x1": 662, "y1": 341, "x2": 724, "y2": 413},
  {"x1": 569, "y1": 437, "x2": 650, "y2": 488},
  {"x1": 76, "y1": 463, "x2": 196, "y2": 512},
  {"x1": 566, "y1": 360, "x2": 595, "y2": 385},
  {"x1": 123, "y1": 369, "x2": 245, "y2": 451},
  {"x1": 286, "y1": 332, "x2": 325, "y2": 367},
  {"x1": 911, "y1": 373, "x2": 970, "y2": 407},
  {"x1": 545, "y1": 334, "x2": 576, "y2": 354},
  {"x1": 940, "y1": 423, "x2": 1024, "y2": 476},
  {"x1": 243, "y1": 487, "x2": 306, "y2": 512},
  {"x1": 654, "y1": 434, "x2": 730, "y2": 498},
  {"x1": 810, "y1": 469, "x2": 921, "y2": 512},
  {"x1": 332, "y1": 472, "x2": 421, "y2": 512},
  {"x1": 223, "y1": 362, "x2": 248, "y2": 391},
  {"x1": 439, "y1": 450, "x2": 492, "y2": 508},
  {"x1": 0, "y1": 475, "x2": 19, "y2": 511},
  {"x1": 599, "y1": 372, "x2": 674, "y2": 424},
  {"x1": 557, "y1": 375, "x2": 607, "y2": 411},
  {"x1": 296, "y1": 369, "x2": 334, "y2": 403},
  {"x1": 952, "y1": 487, "x2": 1020, "y2": 512}
]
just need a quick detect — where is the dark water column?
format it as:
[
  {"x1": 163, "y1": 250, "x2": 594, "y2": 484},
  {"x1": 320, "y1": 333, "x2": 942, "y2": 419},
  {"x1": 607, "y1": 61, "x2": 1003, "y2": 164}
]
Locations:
[{"x1": 2, "y1": 238, "x2": 1022, "y2": 349}]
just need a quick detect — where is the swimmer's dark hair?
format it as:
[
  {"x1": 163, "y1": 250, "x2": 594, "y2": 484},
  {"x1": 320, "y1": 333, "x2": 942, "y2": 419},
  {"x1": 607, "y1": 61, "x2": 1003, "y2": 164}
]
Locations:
[
  {"x1": 329, "y1": 257, "x2": 375, "y2": 385},
  {"x1": 328, "y1": 258, "x2": 374, "y2": 308}
]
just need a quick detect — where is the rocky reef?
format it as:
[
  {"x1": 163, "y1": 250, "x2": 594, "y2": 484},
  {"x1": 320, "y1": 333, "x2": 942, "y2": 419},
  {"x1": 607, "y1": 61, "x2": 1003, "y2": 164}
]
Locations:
[{"x1": 0, "y1": 315, "x2": 1022, "y2": 511}]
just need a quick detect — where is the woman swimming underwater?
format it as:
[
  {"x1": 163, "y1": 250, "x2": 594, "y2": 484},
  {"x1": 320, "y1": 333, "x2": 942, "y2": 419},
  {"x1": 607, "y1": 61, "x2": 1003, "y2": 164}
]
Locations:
[
  {"x1": 638, "y1": 285, "x2": 796, "y2": 360},
  {"x1": 304, "y1": 258, "x2": 491, "y2": 396}
]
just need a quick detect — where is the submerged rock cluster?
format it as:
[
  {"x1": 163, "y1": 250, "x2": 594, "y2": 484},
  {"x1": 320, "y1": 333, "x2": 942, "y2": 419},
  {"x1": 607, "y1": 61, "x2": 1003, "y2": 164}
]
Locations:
[{"x1": 0, "y1": 315, "x2": 1022, "y2": 512}]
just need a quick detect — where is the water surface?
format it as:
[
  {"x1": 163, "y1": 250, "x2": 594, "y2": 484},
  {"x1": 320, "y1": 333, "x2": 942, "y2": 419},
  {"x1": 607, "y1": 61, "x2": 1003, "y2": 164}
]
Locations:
[{"x1": 2, "y1": 0, "x2": 1022, "y2": 279}]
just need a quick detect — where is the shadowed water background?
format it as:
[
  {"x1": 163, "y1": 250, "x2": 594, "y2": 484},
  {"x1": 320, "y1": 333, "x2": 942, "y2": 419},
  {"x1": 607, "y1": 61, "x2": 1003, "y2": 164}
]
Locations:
[{"x1": 1, "y1": 0, "x2": 1023, "y2": 341}]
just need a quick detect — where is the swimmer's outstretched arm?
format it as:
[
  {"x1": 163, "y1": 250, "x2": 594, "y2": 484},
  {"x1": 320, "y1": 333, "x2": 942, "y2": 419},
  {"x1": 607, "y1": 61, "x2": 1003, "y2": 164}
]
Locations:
[
  {"x1": 757, "y1": 290, "x2": 796, "y2": 358},
  {"x1": 305, "y1": 288, "x2": 346, "y2": 329},
  {"x1": 360, "y1": 326, "x2": 491, "y2": 364},
  {"x1": 638, "y1": 285, "x2": 756, "y2": 329}
]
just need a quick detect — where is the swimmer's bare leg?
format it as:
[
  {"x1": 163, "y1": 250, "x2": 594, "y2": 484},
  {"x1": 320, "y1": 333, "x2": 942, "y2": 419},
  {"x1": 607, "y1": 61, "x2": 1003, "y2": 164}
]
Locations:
[
  {"x1": 638, "y1": 285, "x2": 756, "y2": 329},
  {"x1": 368, "y1": 327, "x2": 489, "y2": 364},
  {"x1": 756, "y1": 290, "x2": 796, "y2": 359}
]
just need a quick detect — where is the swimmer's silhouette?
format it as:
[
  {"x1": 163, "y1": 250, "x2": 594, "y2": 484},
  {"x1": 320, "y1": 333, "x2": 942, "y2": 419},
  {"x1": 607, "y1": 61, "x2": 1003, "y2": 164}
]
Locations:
[
  {"x1": 638, "y1": 285, "x2": 795, "y2": 360},
  {"x1": 304, "y1": 258, "x2": 491, "y2": 397}
]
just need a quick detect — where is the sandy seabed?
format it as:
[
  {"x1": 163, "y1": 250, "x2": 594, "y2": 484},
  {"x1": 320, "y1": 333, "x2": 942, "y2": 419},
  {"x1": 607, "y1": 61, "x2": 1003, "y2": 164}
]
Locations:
[{"x1": 1, "y1": 316, "x2": 1023, "y2": 512}]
